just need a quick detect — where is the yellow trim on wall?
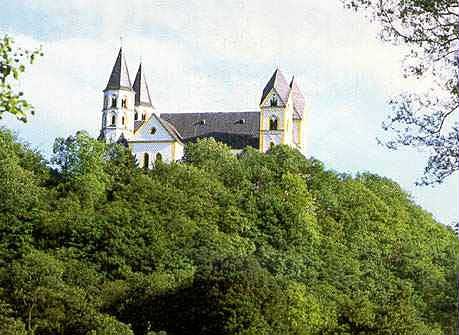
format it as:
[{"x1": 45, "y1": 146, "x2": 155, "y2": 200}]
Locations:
[
  {"x1": 281, "y1": 105, "x2": 288, "y2": 144},
  {"x1": 172, "y1": 141, "x2": 176, "y2": 161},
  {"x1": 259, "y1": 109, "x2": 264, "y2": 151}
]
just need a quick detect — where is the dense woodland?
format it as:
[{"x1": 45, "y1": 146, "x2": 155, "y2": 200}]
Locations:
[{"x1": 0, "y1": 129, "x2": 457, "y2": 335}]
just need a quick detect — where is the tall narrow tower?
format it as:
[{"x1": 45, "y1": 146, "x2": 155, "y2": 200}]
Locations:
[
  {"x1": 259, "y1": 68, "x2": 293, "y2": 152},
  {"x1": 100, "y1": 48, "x2": 136, "y2": 142},
  {"x1": 132, "y1": 63, "x2": 155, "y2": 124}
]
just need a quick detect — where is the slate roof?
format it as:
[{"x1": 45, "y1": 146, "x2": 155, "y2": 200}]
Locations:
[
  {"x1": 105, "y1": 48, "x2": 133, "y2": 91},
  {"x1": 289, "y1": 76, "x2": 305, "y2": 119},
  {"x1": 133, "y1": 63, "x2": 153, "y2": 107},
  {"x1": 134, "y1": 120, "x2": 144, "y2": 132},
  {"x1": 260, "y1": 68, "x2": 290, "y2": 105},
  {"x1": 160, "y1": 111, "x2": 260, "y2": 149}
]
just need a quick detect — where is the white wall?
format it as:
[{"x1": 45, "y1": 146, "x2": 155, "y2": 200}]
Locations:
[
  {"x1": 131, "y1": 141, "x2": 174, "y2": 167},
  {"x1": 101, "y1": 89, "x2": 136, "y2": 141},
  {"x1": 134, "y1": 115, "x2": 174, "y2": 142}
]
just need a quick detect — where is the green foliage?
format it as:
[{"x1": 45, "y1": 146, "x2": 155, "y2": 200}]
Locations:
[
  {"x1": 342, "y1": 0, "x2": 459, "y2": 185},
  {"x1": 0, "y1": 130, "x2": 457, "y2": 334},
  {"x1": 0, "y1": 35, "x2": 42, "y2": 122}
]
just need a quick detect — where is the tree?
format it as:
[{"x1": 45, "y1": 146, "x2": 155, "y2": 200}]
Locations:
[
  {"x1": 0, "y1": 129, "x2": 46, "y2": 263},
  {"x1": 0, "y1": 35, "x2": 42, "y2": 122},
  {"x1": 0, "y1": 298, "x2": 27, "y2": 335},
  {"x1": 343, "y1": 0, "x2": 459, "y2": 185},
  {"x1": 52, "y1": 131, "x2": 112, "y2": 204},
  {"x1": 10, "y1": 250, "x2": 65, "y2": 334},
  {"x1": 0, "y1": 132, "x2": 457, "y2": 334}
]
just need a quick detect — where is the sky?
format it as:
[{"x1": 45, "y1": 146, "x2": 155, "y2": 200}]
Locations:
[{"x1": 0, "y1": 0, "x2": 457, "y2": 225}]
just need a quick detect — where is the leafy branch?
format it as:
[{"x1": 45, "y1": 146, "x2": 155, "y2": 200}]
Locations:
[{"x1": 0, "y1": 35, "x2": 43, "y2": 122}]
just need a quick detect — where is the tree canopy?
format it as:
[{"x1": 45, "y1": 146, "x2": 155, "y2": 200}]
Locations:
[
  {"x1": 0, "y1": 131, "x2": 457, "y2": 335},
  {"x1": 0, "y1": 35, "x2": 42, "y2": 122},
  {"x1": 343, "y1": 0, "x2": 459, "y2": 185}
]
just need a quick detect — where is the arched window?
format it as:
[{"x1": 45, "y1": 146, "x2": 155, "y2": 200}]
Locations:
[
  {"x1": 143, "y1": 153, "x2": 149, "y2": 169},
  {"x1": 121, "y1": 97, "x2": 127, "y2": 108},
  {"x1": 111, "y1": 115, "x2": 116, "y2": 126},
  {"x1": 269, "y1": 116, "x2": 278, "y2": 130},
  {"x1": 270, "y1": 95, "x2": 278, "y2": 107},
  {"x1": 142, "y1": 114, "x2": 146, "y2": 121},
  {"x1": 134, "y1": 112, "x2": 138, "y2": 121},
  {"x1": 156, "y1": 153, "x2": 162, "y2": 162},
  {"x1": 269, "y1": 141, "x2": 275, "y2": 149},
  {"x1": 122, "y1": 116, "x2": 125, "y2": 125},
  {"x1": 111, "y1": 96, "x2": 117, "y2": 108}
]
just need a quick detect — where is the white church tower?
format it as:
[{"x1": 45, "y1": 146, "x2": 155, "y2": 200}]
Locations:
[
  {"x1": 259, "y1": 68, "x2": 308, "y2": 154},
  {"x1": 100, "y1": 48, "x2": 136, "y2": 142},
  {"x1": 259, "y1": 69, "x2": 292, "y2": 152}
]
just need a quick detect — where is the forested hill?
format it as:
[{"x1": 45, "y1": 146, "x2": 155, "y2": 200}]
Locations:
[{"x1": 0, "y1": 129, "x2": 457, "y2": 335}]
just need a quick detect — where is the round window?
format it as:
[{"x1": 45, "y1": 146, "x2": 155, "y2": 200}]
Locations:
[{"x1": 150, "y1": 127, "x2": 157, "y2": 135}]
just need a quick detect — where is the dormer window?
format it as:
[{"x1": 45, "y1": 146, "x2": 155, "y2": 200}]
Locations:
[
  {"x1": 270, "y1": 95, "x2": 278, "y2": 107},
  {"x1": 121, "y1": 97, "x2": 127, "y2": 108},
  {"x1": 269, "y1": 115, "x2": 278, "y2": 130},
  {"x1": 111, "y1": 96, "x2": 117, "y2": 108}
]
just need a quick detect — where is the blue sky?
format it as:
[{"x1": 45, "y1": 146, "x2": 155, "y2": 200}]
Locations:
[{"x1": 1, "y1": 0, "x2": 457, "y2": 225}]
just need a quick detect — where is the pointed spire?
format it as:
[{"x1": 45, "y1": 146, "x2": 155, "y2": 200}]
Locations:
[
  {"x1": 133, "y1": 63, "x2": 153, "y2": 107},
  {"x1": 260, "y1": 68, "x2": 290, "y2": 105},
  {"x1": 105, "y1": 48, "x2": 133, "y2": 91},
  {"x1": 289, "y1": 75, "x2": 305, "y2": 119}
]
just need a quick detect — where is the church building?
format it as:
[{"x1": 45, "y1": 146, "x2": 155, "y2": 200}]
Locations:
[{"x1": 99, "y1": 48, "x2": 308, "y2": 168}]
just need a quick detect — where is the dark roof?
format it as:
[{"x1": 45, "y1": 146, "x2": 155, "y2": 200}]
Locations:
[
  {"x1": 133, "y1": 63, "x2": 153, "y2": 107},
  {"x1": 260, "y1": 68, "x2": 290, "y2": 105},
  {"x1": 289, "y1": 76, "x2": 305, "y2": 119},
  {"x1": 134, "y1": 120, "x2": 144, "y2": 132},
  {"x1": 105, "y1": 48, "x2": 133, "y2": 91},
  {"x1": 160, "y1": 111, "x2": 260, "y2": 149}
]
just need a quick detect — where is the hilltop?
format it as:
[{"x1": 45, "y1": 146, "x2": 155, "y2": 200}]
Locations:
[{"x1": 0, "y1": 129, "x2": 457, "y2": 335}]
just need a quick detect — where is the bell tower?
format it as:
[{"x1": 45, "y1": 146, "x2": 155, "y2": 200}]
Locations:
[
  {"x1": 100, "y1": 48, "x2": 136, "y2": 143},
  {"x1": 259, "y1": 68, "x2": 293, "y2": 152}
]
